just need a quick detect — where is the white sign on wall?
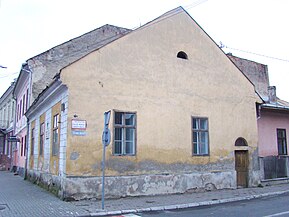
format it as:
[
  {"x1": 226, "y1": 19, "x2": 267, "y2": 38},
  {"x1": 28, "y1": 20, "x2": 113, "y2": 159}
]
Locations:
[{"x1": 71, "y1": 119, "x2": 87, "y2": 130}]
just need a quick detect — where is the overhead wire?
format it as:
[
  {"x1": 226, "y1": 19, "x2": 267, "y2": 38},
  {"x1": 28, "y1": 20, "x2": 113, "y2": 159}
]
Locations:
[
  {"x1": 0, "y1": 71, "x2": 19, "y2": 79},
  {"x1": 220, "y1": 42, "x2": 289, "y2": 63}
]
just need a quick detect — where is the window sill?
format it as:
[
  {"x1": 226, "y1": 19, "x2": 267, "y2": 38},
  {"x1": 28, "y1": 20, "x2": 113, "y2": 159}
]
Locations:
[{"x1": 192, "y1": 154, "x2": 210, "y2": 157}]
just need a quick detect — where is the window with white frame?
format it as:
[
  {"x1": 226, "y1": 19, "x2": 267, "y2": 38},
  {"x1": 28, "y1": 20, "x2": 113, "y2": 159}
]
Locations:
[
  {"x1": 192, "y1": 117, "x2": 209, "y2": 155},
  {"x1": 113, "y1": 111, "x2": 136, "y2": 155},
  {"x1": 39, "y1": 122, "x2": 45, "y2": 156},
  {"x1": 52, "y1": 114, "x2": 59, "y2": 156}
]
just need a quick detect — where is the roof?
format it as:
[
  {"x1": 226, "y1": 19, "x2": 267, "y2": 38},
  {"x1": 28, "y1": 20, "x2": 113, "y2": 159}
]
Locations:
[
  {"x1": 26, "y1": 24, "x2": 131, "y2": 62},
  {"x1": 262, "y1": 98, "x2": 289, "y2": 111},
  {"x1": 13, "y1": 63, "x2": 30, "y2": 97},
  {"x1": 0, "y1": 81, "x2": 15, "y2": 103}
]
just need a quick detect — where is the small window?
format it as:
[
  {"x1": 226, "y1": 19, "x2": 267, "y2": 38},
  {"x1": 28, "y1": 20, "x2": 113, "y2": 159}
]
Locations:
[
  {"x1": 277, "y1": 129, "x2": 287, "y2": 155},
  {"x1": 39, "y1": 122, "x2": 45, "y2": 156},
  {"x1": 26, "y1": 89, "x2": 29, "y2": 111},
  {"x1": 192, "y1": 117, "x2": 209, "y2": 155},
  {"x1": 24, "y1": 135, "x2": 27, "y2": 156},
  {"x1": 31, "y1": 128, "x2": 35, "y2": 155},
  {"x1": 235, "y1": 137, "x2": 248, "y2": 146},
  {"x1": 21, "y1": 137, "x2": 24, "y2": 156},
  {"x1": 19, "y1": 100, "x2": 22, "y2": 119},
  {"x1": 52, "y1": 114, "x2": 60, "y2": 156},
  {"x1": 113, "y1": 111, "x2": 136, "y2": 156},
  {"x1": 177, "y1": 51, "x2": 188, "y2": 60}
]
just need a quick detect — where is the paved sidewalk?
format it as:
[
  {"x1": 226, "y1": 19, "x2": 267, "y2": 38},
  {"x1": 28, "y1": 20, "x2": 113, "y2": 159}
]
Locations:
[
  {"x1": 0, "y1": 171, "x2": 89, "y2": 217},
  {"x1": 72, "y1": 182, "x2": 289, "y2": 216},
  {"x1": 1, "y1": 171, "x2": 289, "y2": 217}
]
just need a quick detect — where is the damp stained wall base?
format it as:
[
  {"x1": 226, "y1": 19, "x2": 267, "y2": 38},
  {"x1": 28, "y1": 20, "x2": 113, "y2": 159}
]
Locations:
[{"x1": 62, "y1": 170, "x2": 236, "y2": 200}]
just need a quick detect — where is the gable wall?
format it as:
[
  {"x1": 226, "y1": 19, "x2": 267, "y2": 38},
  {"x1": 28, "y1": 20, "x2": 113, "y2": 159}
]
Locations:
[{"x1": 61, "y1": 10, "x2": 258, "y2": 178}]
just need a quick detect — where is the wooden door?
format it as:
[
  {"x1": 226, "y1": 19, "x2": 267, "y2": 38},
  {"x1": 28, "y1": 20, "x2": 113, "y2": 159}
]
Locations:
[{"x1": 235, "y1": 150, "x2": 248, "y2": 188}]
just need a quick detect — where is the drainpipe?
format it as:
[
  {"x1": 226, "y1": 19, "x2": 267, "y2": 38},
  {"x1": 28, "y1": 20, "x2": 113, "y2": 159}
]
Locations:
[{"x1": 24, "y1": 117, "x2": 29, "y2": 180}]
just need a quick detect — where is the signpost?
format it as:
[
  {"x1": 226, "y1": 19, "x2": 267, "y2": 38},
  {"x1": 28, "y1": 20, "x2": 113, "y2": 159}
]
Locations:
[{"x1": 101, "y1": 110, "x2": 111, "y2": 210}]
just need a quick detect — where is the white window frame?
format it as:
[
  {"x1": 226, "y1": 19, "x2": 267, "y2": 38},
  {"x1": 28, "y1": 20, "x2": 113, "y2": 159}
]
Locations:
[
  {"x1": 192, "y1": 117, "x2": 209, "y2": 156},
  {"x1": 113, "y1": 111, "x2": 136, "y2": 156}
]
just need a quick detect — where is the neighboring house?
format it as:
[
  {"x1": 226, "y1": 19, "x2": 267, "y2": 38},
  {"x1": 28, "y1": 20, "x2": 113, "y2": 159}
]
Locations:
[
  {"x1": 228, "y1": 54, "x2": 289, "y2": 181},
  {"x1": 26, "y1": 24, "x2": 131, "y2": 104},
  {"x1": 26, "y1": 7, "x2": 262, "y2": 200},
  {"x1": 13, "y1": 64, "x2": 30, "y2": 175},
  {"x1": 258, "y1": 89, "x2": 289, "y2": 180},
  {"x1": 11, "y1": 24, "x2": 130, "y2": 176},
  {"x1": 0, "y1": 82, "x2": 16, "y2": 171}
]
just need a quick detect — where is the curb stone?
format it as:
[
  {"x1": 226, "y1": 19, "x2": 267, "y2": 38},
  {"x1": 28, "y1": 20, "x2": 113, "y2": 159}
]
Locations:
[{"x1": 89, "y1": 190, "x2": 289, "y2": 217}]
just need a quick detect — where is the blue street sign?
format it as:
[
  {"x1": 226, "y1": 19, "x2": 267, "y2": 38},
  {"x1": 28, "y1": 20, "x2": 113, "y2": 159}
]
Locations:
[{"x1": 102, "y1": 128, "x2": 111, "y2": 146}]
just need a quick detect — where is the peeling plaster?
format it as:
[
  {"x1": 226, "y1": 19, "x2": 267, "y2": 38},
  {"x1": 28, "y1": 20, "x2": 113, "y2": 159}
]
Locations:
[{"x1": 70, "y1": 152, "x2": 80, "y2": 161}]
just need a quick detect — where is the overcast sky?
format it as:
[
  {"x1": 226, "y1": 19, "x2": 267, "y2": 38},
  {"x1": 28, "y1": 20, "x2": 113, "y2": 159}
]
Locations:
[{"x1": 0, "y1": 0, "x2": 288, "y2": 101}]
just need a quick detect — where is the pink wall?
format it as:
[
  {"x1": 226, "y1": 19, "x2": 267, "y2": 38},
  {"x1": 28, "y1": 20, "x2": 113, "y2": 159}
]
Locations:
[
  {"x1": 15, "y1": 77, "x2": 29, "y2": 170},
  {"x1": 258, "y1": 109, "x2": 289, "y2": 157}
]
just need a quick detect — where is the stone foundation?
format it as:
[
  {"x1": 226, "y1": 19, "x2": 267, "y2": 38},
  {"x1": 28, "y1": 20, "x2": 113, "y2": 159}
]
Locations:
[
  {"x1": 62, "y1": 170, "x2": 236, "y2": 201},
  {"x1": 26, "y1": 170, "x2": 237, "y2": 201},
  {"x1": 27, "y1": 170, "x2": 62, "y2": 197}
]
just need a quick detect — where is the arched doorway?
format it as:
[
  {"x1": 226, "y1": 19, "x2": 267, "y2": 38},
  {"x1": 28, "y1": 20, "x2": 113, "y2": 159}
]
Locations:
[{"x1": 235, "y1": 137, "x2": 249, "y2": 188}]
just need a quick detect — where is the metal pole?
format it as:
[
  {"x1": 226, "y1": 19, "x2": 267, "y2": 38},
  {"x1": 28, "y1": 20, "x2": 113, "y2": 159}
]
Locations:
[
  {"x1": 101, "y1": 110, "x2": 111, "y2": 210},
  {"x1": 101, "y1": 119, "x2": 106, "y2": 210},
  {"x1": 101, "y1": 143, "x2": 105, "y2": 210}
]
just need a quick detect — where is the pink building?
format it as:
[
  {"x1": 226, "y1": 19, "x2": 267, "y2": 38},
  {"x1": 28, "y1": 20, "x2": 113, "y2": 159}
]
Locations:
[
  {"x1": 13, "y1": 64, "x2": 31, "y2": 175},
  {"x1": 258, "y1": 100, "x2": 289, "y2": 157}
]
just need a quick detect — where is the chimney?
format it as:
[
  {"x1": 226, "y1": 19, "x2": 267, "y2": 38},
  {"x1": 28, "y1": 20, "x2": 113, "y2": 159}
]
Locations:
[{"x1": 268, "y1": 86, "x2": 277, "y2": 103}]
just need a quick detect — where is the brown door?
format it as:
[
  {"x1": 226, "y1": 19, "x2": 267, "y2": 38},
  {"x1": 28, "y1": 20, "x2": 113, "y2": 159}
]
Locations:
[{"x1": 235, "y1": 150, "x2": 249, "y2": 188}]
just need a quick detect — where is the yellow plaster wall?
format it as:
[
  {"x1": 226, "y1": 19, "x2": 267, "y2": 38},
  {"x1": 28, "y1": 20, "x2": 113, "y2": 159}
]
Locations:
[{"x1": 61, "y1": 10, "x2": 258, "y2": 176}]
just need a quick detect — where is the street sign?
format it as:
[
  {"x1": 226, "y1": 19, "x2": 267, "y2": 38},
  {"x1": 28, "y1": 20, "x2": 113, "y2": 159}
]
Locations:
[
  {"x1": 7, "y1": 136, "x2": 20, "y2": 142},
  {"x1": 102, "y1": 128, "x2": 111, "y2": 146},
  {"x1": 104, "y1": 111, "x2": 111, "y2": 126}
]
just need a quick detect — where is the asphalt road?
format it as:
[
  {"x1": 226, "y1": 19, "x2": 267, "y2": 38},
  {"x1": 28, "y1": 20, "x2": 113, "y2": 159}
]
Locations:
[{"x1": 140, "y1": 193, "x2": 289, "y2": 217}]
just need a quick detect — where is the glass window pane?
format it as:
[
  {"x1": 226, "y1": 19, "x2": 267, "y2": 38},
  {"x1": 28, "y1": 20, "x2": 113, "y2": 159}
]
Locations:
[
  {"x1": 53, "y1": 130, "x2": 58, "y2": 145},
  {"x1": 114, "y1": 128, "x2": 123, "y2": 140},
  {"x1": 115, "y1": 112, "x2": 123, "y2": 125},
  {"x1": 114, "y1": 141, "x2": 122, "y2": 154},
  {"x1": 41, "y1": 123, "x2": 45, "y2": 134},
  {"x1": 200, "y1": 132, "x2": 208, "y2": 143},
  {"x1": 200, "y1": 143, "x2": 208, "y2": 155},
  {"x1": 54, "y1": 114, "x2": 59, "y2": 128},
  {"x1": 200, "y1": 119, "x2": 208, "y2": 130},
  {"x1": 193, "y1": 131, "x2": 198, "y2": 143},
  {"x1": 125, "y1": 114, "x2": 135, "y2": 126},
  {"x1": 192, "y1": 119, "x2": 198, "y2": 129},
  {"x1": 193, "y1": 142, "x2": 198, "y2": 154},
  {"x1": 125, "y1": 141, "x2": 134, "y2": 154},
  {"x1": 126, "y1": 128, "x2": 135, "y2": 141}
]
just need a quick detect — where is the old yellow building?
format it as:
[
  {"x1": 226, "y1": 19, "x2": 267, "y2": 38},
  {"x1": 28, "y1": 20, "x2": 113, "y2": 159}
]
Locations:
[{"x1": 26, "y1": 7, "x2": 261, "y2": 200}]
